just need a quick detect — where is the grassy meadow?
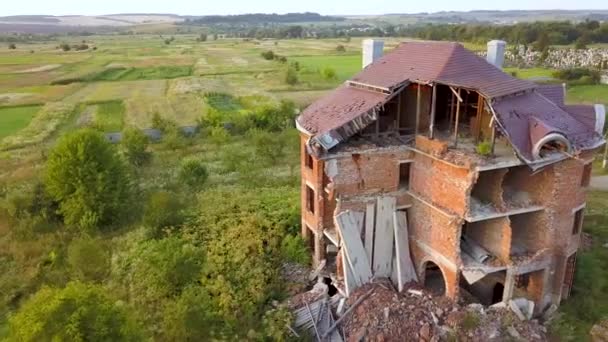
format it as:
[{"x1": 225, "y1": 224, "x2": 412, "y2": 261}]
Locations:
[{"x1": 0, "y1": 105, "x2": 41, "y2": 139}]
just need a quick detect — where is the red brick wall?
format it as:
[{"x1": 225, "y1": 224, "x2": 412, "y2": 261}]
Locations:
[
  {"x1": 410, "y1": 153, "x2": 475, "y2": 216},
  {"x1": 466, "y1": 217, "x2": 511, "y2": 262},
  {"x1": 326, "y1": 150, "x2": 414, "y2": 197}
]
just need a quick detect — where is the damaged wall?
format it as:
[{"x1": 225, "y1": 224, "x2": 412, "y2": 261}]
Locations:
[
  {"x1": 409, "y1": 199, "x2": 462, "y2": 298},
  {"x1": 324, "y1": 149, "x2": 414, "y2": 198},
  {"x1": 410, "y1": 152, "x2": 476, "y2": 217},
  {"x1": 465, "y1": 217, "x2": 511, "y2": 262}
]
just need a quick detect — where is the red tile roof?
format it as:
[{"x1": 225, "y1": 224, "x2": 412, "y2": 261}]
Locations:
[
  {"x1": 536, "y1": 84, "x2": 565, "y2": 106},
  {"x1": 297, "y1": 84, "x2": 389, "y2": 134},
  {"x1": 352, "y1": 41, "x2": 535, "y2": 98},
  {"x1": 492, "y1": 91, "x2": 602, "y2": 161}
]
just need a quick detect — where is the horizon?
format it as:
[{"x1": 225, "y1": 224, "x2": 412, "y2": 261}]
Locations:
[{"x1": 2, "y1": 0, "x2": 607, "y2": 17}]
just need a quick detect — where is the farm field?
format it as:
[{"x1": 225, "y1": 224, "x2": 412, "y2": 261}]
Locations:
[{"x1": 0, "y1": 105, "x2": 41, "y2": 139}]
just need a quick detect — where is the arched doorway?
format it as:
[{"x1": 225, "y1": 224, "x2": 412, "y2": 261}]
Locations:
[{"x1": 423, "y1": 261, "x2": 446, "y2": 296}]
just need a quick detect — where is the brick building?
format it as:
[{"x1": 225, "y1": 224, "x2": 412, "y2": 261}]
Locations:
[{"x1": 296, "y1": 40, "x2": 606, "y2": 312}]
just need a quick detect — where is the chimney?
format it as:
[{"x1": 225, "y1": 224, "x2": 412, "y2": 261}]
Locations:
[
  {"x1": 486, "y1": 40, "x2": 506, "y2": 69},
  {"x1": 362, "y1": 39, "x2": 384, "y2": 68}
]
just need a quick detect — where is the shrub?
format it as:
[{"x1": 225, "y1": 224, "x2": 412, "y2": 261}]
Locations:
[
  {"x1": 476, "y1": 141, "x2": 492, "y2": 156},
  {"x1": 44, "y1": 129, "x2": 132, "y2": 231},
  {"x1": 151, "y1": 112, "x2": 176, "y2": 132},
  {"x1": 59, "y1": 43, "x2": 70, "y2": 51},
  {"x1": 143, "y1": 191, "x2": 184, "y2": 237},
  {"x1": 8, "y1": 43, "x2": 16, "y2": 49},
  {"x1": 161, "y1": 287, "x2": 218, "y2": 341},
  {"x1": 336, "y1": 44, "x2": 346, "y2": 52},
  {"x1": 321, "y1": 66, "x2": 337, "y2": 80},
  {"x1": 209, "y1": 126, "x2": 230, "y2": 146},
  {"x1": 121, "y1": 128, "x2": 150, "y2": 166},
  {"x1": 67, "y1": 237, "x2": 111, "y2": 282},
  {"x1": 250, "y1": 129, "x2": 285, "y2": 166},
  {"x1": 280, "y1": 235, "x2": 310, "y2": 265},
  {"x1": 178, "y1": 159, "x2": 209, "y2": 189},
  {"x1": 7, "y1": 282, "x2": 142, "y2": 341},
  {"x1": 261, "y1": 50, "x2": 275, "y2": 60},
  {"x1": 285, "y1": 66, "x2": 298, "y2": 85}
]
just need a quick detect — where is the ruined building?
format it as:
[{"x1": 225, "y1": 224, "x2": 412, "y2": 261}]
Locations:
[{"x1": 296, "y1": 40, "x2": 606, "y2": 313}]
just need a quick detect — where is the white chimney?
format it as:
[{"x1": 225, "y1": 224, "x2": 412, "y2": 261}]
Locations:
[
  {"x1": 486, "y1": 40, "x2": 506, "y2": 69},
  {"x1": 362, "y1": 39, "x2": 384, "y2": 68}
]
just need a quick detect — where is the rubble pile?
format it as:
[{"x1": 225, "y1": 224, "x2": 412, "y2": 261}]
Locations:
[{"x1": 341, "y1": 280, "x2": 548, "y2": 342}]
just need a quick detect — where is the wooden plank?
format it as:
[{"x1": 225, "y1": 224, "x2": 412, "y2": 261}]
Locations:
[
  {"x1": 364, "y1": 202, "x2": 375, "y2": 265},
  {"x1": 373, "y1": 196, "x2": 395, "y2": 277},
  {"x1": 335, "y1": 211, "x2": 372, "y2": 286},
  {"x1": 353, "y1": 211, "x2": 364, "y2": 237},
  {"x1": 393, "y1": 211, "x2": 418, "y2": 291}
]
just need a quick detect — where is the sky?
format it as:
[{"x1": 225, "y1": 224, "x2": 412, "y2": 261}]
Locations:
[{"x1": 2, "y1": 0, "x2": 607, "y2": 16}]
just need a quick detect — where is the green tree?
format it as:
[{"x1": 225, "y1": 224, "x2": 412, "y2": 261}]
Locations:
[
  {"x1": 575, "y1": 33, "x2": 591, "y2": 50},
  {"x1": 7, "y1": 282, "x2": 142, "y2": 341},
  {"x1": 67, "y1": 237, "x2": 111, "y2": 282},
  {"x1": 121, "y1": 128, "x2": 150, "y2": 166},
  {"x1": 197, "y1": 33, "x2": 207, "y2": 42},
  {"x1": 178, "y1": 158, "x2": 209, "y2": 189},
  {"x1": 45, "y1": 129, "x2": 132, "y2": 231}
]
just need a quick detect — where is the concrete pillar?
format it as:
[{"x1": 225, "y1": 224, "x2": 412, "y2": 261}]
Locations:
[
  {"x1": 313, "y1": 231, "x2": 326, "y2": 267},
  {"x1": 502, "y1": 268, "x2": 516, "y2": 302}
]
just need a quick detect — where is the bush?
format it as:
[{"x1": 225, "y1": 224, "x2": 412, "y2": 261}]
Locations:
[
  {"x1": 7, "y1": 282, "x2": 142, "y2": 341},
  {"x1": 285, "y1": 66, "x2": 298, "y2": 85},
  {"x1": 261, "y1": 50, "x2": 275, "y2": 60},
  {"x1": 67, "y1": 237, "x2": 111, "y2": 282},
  {"x1": 208, "y1": 126, "x2": 230, "y2": 146},
  {"x1": 161, "y1": 287, "x2": 218, "y2": 341},
  {"x1": 280, "y1": 235, "x2": 310, "y2": 265},
  {"x1": 321, "y1": 66, "x2": 337, "y2": 80},
  {"x1": 151, "y1": 112, "x2": 176, "y2": 132},
  {"x1": 44, "y1": 129, "x2": 132, "y2": 231},
  {"x1": 8, "y1": 43, "x2": 16, "y2": 49},
  {"x1": 121, "y1": 128, "x2": 150, "y2": 167},
  {"x1": 336, "y1": 44, "x2": 346, "y2": 52},
  {"x1": 178, "y1": 159, "x2": 209, "y2": 189},
  {"x1": 552, "y1": 68, "x2": 600, "y2": 84},
  {"x1": 59, "y1": 43, "x2": 70, "y2": 51},
  {"x1": 143, "y1": 191, "x2": 184, "y2": 237},
  {"x1": 476, "y1": 141, "x2": 492, "y2": 156}
]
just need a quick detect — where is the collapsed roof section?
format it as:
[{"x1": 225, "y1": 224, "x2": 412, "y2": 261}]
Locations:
[
  {"x1": 296, "y1": 41, "x2": 605, "y2": 163},
  {"x1": 492, "y1": 91, "x2": 602, "y2": 162}
]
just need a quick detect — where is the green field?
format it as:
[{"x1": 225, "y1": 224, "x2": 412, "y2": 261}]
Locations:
[
  {"x1": 567, "y1": 85, "x2": 608, "y2": 105},
  {"x1": 291, "y1": 54, "x2": 361, "y2": 81},
  {"x1": 93, "y1": 100, "x2": 125, "y2": 132},
  {"x1": 503, "y1": 67, "x2": 557, "y2": 79},
  {"x1": 0, "y1": 105, "x2": 41, "y2": 139}
]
